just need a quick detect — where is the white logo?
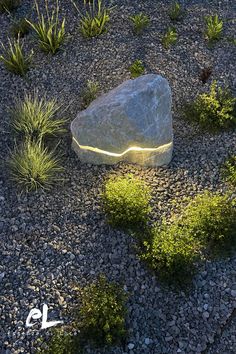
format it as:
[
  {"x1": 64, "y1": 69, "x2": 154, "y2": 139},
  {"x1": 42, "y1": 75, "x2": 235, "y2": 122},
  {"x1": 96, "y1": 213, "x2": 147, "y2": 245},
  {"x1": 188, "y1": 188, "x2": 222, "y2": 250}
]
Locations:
[{"x1": 26, "y1": 304, "x2": 63, "y2": 329}]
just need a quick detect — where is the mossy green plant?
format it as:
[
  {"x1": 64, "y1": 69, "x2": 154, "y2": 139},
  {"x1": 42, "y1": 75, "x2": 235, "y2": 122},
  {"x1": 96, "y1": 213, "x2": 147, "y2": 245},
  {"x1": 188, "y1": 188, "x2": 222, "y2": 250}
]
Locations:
[
  {"x1": 102, "y1": 174, "x2": 151, "y2": 230},
  {"x1": 129, "y1": 59, "x2": 145, "y2": 78},
  {"x1": 129, "y1": 13, "x2": 149, "y2": 35},
  {"x1": 222, "y1": 155, "x2": 236, "y2": 187},
  {"x1": 162, "y1": 27, "x2": 178, "y2": 49}
]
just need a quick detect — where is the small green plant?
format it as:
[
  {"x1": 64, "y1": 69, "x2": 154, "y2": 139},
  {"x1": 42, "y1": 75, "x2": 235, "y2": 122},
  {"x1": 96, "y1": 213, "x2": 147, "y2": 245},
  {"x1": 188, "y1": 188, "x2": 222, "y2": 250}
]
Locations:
[
  {"x1": 183, "y1": 81, "x2": 236, "y2": 131},
  {"x1": 129, "y1": 59, "x2": 144, "y2": 78},
  {"x1": 39, "y1": 328, "x2": 79, "y2": 354},
  {"x1": 11, "y1": 18, "x2": 31, "y2": 38},
  {"x1": 142, "y1": 192, "x2": 236, "y2": 285},
  {"x1": 11, "y1": 93, "x2": 66, "y2": 141},
  {"x1": 205, "y1": 14, "x2": 223, "y2": 45},
  {"x1": 129, "y1": 13, "x2": 149, "y2": 35},
  {"x1": 0, "y1": 0, "x2": 20, "y2": 13},
  {"x1": 75, "y1": 275, "x2": 127, "y2": 347},
  {"x1": 27, "y1": 0, "x2": 65, "y2": 54},
  {"x1": 72, "y1": 0, "x2": 111, "y2": 38},
  {"x1": 0, "y1": 37, "x2": 32, "y2": 76},
  {"x1": 9, "y1": 140, "x2": 63, "y2": 192},
  {"x1": 162, "y1": 27, "x2": 178, "y2": 49},
  {"x1": 81, "y1": 80, "x2": 99, "y2": 108},
  {"x1": 169, "y1": 2, "x2": 182, "y2": 21},
  {"x1": 223, "y1": 155, "x2": 236, "y2": 186},
  {"x1": 102, "y1": 174, "x2": 151, "y2": 230}
]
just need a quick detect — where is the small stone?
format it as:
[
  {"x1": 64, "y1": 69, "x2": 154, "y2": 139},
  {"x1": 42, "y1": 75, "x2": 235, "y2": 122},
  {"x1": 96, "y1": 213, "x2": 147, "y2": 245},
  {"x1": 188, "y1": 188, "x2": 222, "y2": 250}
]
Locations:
[
  {"x1": 144, "y1": 338, "x2": 151, "y2": 345},
  {"x1": 203, "y1": 311, "x2": 210, "y2": 319},
  {"x1": 128, "y1": 343, "x2": 135, "y2": 350},
  {"x1": 231, "y1": 290, "x2": 236, "y2": 297}
]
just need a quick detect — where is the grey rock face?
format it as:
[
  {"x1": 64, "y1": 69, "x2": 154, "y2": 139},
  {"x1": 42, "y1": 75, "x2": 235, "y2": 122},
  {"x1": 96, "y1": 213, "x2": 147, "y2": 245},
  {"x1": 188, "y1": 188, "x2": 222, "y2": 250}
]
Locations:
[{"x1": 71, "y1": 74, "x2": 173, "y2": 167}]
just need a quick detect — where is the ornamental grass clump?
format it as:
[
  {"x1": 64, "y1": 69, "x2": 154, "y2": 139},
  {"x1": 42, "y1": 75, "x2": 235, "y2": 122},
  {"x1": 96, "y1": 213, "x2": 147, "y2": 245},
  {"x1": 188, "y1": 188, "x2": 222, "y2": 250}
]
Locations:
[
  {"x1": 0, "y1": 37, "x2": 32, "y2": 76},
  {"x1": 81, "y1": 80, "x2": 99, "y2": 108},
  {"x1": 102, "y1": 174, "x2": 151, "y2": 230},
  {"x1": 72, "y1": 0, "x2": 111, "y2": 38},
  {"x1": 11, "y1": 18, "x2": 31, "y2": 38},
  {"x1": 11, "y1": 93, "x2": 66, "y2": 141},
  {"x1": 129, "y1": 13, "x2": 150, "y2": 35},
  {"x1": 183, "y1": 81, "x2": 236, "y2": 131},
  {"x1": 9, "y1": 140, "x2": 63, "y2": 192},
  {"x1": 205, "y1": 14, "x2": 223, "y2": 45},
  {"x1": 27, "y1": 0, "x2": 65, "y2": 54},
  {"x1": 129, "y1": 59, "x2": 145, "y2": 78},
  {"x1": 0, "y1": 0, "x2": 20, "y2": 13},
  {"x1": 75, "y1": 275, "x2": 127, "y2": 347},
  {"x1": 222, "y1": 155, "x2": 236, "y2": 187},
  {"x1": 162, "y1": 27, "x2": 178, "y2": 49},
  {"x1": 169, "y1": 2, "x2": 182, "y2": 21}
]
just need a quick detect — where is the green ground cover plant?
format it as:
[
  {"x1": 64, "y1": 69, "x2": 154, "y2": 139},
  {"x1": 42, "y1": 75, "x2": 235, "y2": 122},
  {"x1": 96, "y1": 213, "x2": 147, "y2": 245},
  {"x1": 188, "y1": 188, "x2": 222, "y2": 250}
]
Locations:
[
  {"x1": 142, "y1": 192, "x2": 236, "y2": 285},
  {"x1": 72, "y1": 0, "x2": 111, "y2": 38},
  {"x1": 11, "y1": 93, "x2": 66, "y2": 141},
  {"x1": 9, "y1": 140, "x2": 63, "y2": 192},
  {"x1": 204, "y1": 14, "x2": 223, "y2": 45},
  {"x1": 129, "y1": 13, "x2": 149, "y2": 35},
  {"x1": 75, "y1": 275, "x2": 127, "y2": 347},
  {"x1": 169, "y1": 2, "x2": 182, "y2": 21},
  {"x1": 81, "y1": 80, "x2": 99, "y2": 108},
  {"x1": 0, "y1": 0, "x2": 20, "y2": 13},
  {"x1": 129, "y1": 59, "x2": 145, "y2": 78},
  {"x1": 27, "y1": 0, "x2": 65, "y2": 54},
  {"x1": 102, "y1": 174, "x2": 151, "y2": 230},
  {"x1": 0, "y1": 37, "x2": 32, "y2": 75},
  {"x1": 39, "y1": 328, "x2": 80, "y2": 354},
  {"x1": 162, "y1": 27, "x2": 178, "y2": 49},
  {"x1": 222, "y1": 155, "x2": 236, "y2": 187},
  {"x1": 183, "y1": 81, "x2": 236, "y2": 131}
]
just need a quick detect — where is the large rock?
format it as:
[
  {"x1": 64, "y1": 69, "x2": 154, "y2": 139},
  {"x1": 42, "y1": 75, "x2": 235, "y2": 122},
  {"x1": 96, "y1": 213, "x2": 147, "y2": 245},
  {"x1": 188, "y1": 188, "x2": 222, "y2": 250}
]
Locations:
[{"x1": 71, "y1": 74, "x2": 173, "y2": 167}]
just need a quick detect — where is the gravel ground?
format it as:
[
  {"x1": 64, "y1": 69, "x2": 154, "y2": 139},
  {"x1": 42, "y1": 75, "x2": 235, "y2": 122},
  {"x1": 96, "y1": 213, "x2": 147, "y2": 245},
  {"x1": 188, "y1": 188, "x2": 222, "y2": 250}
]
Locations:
[{"x1": 0, "y1": 0, "x2": 236, "y2": 353}]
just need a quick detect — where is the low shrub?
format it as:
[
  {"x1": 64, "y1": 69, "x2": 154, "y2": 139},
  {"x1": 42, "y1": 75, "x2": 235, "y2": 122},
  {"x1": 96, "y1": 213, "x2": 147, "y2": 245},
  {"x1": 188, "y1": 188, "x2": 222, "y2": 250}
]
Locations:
[
  {"x1": 0, "y1": 0, "x2": 20, "y2": 13},
  {"x1": 72, "y1": 0, "x2": 111, "y2": 38},
  {"x1": 183, "y1": 81, "x2": 236, "y2": 131},
  {"x1": 129, "y1": 59, "x2": 144, "y2": 78},
  {"x1": 11, "y1": 18, "x2": 31, "y2": 38},
  {"x1": 75, "y1": 275, "x2": 127, "y2": 347},
  {"x1": 102, "y1": 174, "x2": 151, "y2": 230},
  {"x1": 199, "y1": 67, "x2": 212, "y2": 84},
  {"x1": 162, "y1": 27, "x2": 178, "y2": 49},
  {"x1": 81, "y1": 80, "x2": 99, "y2": 108},
  {"x1": 129, "y1": 13, "x2": 149, "y2": 35},
  {"x1": 9, "y1": 140, "x2": 63, "y2": 192},
  {"x1": 0, "y1": 37, "x2": 32, "y2": 76},
  {"x1": 11, "y1": 93, "x2": 66, "y2": 141},
  {"x1": 222, "y1": 155, "x2": 236, "y2": 187},
  {"x1": 169, "y1": 2, "x2": 182, "y2": 21},
  {"x1": 204, "y1": 14, "x2": 223, "y2": 45},
  {"x1": 142, "y1": 192, "x2": 236, "y2": 285},
  {"x1": 39, "y1": 328, "x2": 80, "y2": 354},
  {"x1": 27, "y1": 0, "x2": 65, "y2": 54}
]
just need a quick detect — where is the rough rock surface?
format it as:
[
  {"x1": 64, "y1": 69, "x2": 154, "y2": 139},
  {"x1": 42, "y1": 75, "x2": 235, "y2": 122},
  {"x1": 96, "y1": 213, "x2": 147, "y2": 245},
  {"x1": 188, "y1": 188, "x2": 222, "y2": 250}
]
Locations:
[{"x1": 71, "y1": 74, "x2": 173, "y2": 166}]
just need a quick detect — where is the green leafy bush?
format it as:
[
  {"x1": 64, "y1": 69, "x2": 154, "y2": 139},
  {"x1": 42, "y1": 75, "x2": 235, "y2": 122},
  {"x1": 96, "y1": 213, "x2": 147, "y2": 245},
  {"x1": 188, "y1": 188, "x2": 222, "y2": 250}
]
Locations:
[
  {"x1": 0, "y1": 0, "x2": 20, "y2": 13},
  {"x1": 81, "y1": 80, "x2": 99, "y2": 108},
  {"x1": 162, "y1": 27, "x2": 178, "y2": 49},
  {"x1": 222, "y1": 155, "x2": 236, "y2": 186},
  {"x1": 9, "y1": 140, "x2": 63, "y2": 192},
  {"x1": 183, "y1": 81, "x2": 236, "y2": 131},
  {"x1": 129, "y1": 13, "x2": 149, "y2": 35},
  {"x1": 11, "y1": 93, "x2": 66, "y2": 141},
  {"x1": 169, "y1": 2, "x2": 182, "y2": 21},
  {"x1": 11, "y1": 18, "x2": 31, "y2": 38},
  {"x1": 143, "y1": 192, "x2": 236, "y2": 284},
  {"x1": 102, "y1": 174, "x2": 151, "y2": 230},
  {"x1": 0, "y1": 37, "x2": 32, "y2": 76},
  {"x1": 129, "y1": 59, "x2": 144, "y2": 78},
  {"x1": 205, "y1": 14, "x2": 223, "y2": 45},
  {"x1": 76, "y1": 275, "x2": 127, "y2": 347},
  {"x1": 39, "y1": 328, "x2": 79, "y2": 354},
  {"x1": 142, "y1": 222, "x2": 200, "y2": 285},
  {"x1": 27, "y1": 0, "x2": 65, "y2": 54},
  {"x1": 72, "y1": 0, "x2": 111, "y2": 38}
]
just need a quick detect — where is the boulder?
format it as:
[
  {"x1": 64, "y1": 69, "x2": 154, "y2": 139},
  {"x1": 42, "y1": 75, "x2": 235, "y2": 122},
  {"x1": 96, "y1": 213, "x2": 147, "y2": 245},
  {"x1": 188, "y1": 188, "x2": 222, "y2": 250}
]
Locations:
[{"x1": 71, "y1": 74, "x2": 173, "y2": 167}]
